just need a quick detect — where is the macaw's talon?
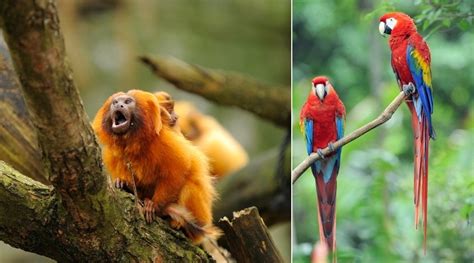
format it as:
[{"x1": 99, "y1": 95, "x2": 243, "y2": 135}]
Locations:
[
  {"x1": 317, "y1": 149, "x2": 325, "y2": 159},
  {"x1": 328, "y1": 142, "x2": 335, "y2": 152},
  {"x1": 403, "y1": 82, "x2": 415, "y2": 96},
  {"x1": 143, "y1": 199, "x2": 156, "y2": 223}
]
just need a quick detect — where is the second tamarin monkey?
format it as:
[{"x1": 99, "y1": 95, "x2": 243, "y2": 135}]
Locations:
[
  {"x1": 154, "y1": 91, "x2": 249, "y2": 178},
  {"x1": 92, "y1": 89, "x2": 220, "y2": 244}
]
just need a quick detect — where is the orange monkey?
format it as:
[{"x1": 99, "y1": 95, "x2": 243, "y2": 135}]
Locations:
[{"x1": 93, "y1": 89, "x2": 220, "y2": 244}]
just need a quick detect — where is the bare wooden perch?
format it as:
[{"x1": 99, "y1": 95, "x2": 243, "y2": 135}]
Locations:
[
  {"x1": 217, "y1": 206, "x2": 284, "y2": 263},
  {"x1": 140, "y1": 55, "x2": 290, "y2": 128},
  {"x1": 292, "y1": 88, "x2": 414, "y2": 183}
]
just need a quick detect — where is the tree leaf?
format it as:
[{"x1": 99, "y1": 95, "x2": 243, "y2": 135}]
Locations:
[
  {"x1": 458, "y1": 19, "x2": 470, "y2": 31},
  {"x1": 443, "y1": 18, "x2": 452, "y2": 27}
]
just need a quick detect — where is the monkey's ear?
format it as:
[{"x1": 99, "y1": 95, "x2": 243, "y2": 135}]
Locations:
[{"x1": 153, "y1": 102, "x2": 163, "y2": 135}]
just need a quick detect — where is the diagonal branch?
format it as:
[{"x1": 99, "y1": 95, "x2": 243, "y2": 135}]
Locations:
[
  {"x1": 140, "y1": 55, "x2": 290, "y2": 128},
  {"x1": 0, "y1": 161, "x2": 211, "y2": 262},
  {"x1": 292, "y1": 89, "x2": 413, "y2": 184}
]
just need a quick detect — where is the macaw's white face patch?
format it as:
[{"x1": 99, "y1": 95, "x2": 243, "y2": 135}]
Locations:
[{"x1": 379, "y1": 17, "x2": 398, "y2": 36}]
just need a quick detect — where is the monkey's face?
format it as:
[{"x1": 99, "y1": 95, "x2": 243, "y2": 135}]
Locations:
[
  {"x1": 93, "y1": 90, "x2": 163, "y2": 145},
  {"x1": 110, "y1": 94, "x2": 137, "y2": 134}
]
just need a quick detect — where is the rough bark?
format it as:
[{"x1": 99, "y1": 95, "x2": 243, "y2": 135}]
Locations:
[
  {"x1": 0, "y1": 161, "x2": 211, "y2": 262},
  {"x1": 217, "y1": 207, "x2": 284, "y2": 263},
  {"x1": 0, "y1": 37, "x2": 46, "y2": 183},
  {"x1": 140, "y1": 55, "x2": 290, "y2": 128},
  {"x1": 215, "y1": 146, "x2": 290, "y2": 226}
]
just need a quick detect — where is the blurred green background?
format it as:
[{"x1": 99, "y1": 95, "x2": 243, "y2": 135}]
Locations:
[
  {"x1": 293, "y1": 0, "x2": 473, "y2": 262},
  {"x1": 0, "y1": 0, "x2": 291, "y2": 262}
]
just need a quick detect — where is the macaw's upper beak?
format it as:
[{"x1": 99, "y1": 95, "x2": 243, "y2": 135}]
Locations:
[
  {"x1": 315, "y1": 84, "x2": 326, "y2": 101},
  {"x1": 379, "y1": 21, "x2": 391, "y2": 37}
]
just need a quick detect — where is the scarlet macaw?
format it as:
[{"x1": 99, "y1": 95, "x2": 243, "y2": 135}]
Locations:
[
  {"x1": 300, "y1": 76, "x2": 346, "y2": 253},
  {"x1": 379, "y1": 12, "x2": 435, "y2": 248}
]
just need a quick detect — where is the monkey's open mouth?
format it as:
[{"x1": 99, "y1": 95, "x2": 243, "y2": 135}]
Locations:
[{"x1": 111, "y1": 109, "x2": 131, "y2": 134}]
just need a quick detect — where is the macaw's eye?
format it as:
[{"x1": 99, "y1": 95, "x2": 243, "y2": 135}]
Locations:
[{"x1": 386, "y1": 17, "x2": 397, "y2": 29}]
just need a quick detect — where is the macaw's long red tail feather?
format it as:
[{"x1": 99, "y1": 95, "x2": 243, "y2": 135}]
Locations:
[
  {"x1": 409, "y1": 104, "x2": 430, "y2": 253},
  {"x1": 314, "y1": 169, "x2": 338, "y2": 255}
]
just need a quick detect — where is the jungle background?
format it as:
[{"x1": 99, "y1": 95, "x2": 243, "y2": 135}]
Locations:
[
  {"x1": 0, "y1": 0, "x2": 290, "y2": 262},
  {"x1": 293, "y1": 0, "x2": 473, "y2": 262}
]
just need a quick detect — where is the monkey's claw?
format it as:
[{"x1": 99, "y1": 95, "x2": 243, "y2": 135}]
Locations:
[
  {"x1": 403, "y1": 82, "x2": 415, "y2": 96},
  {"x1": 114, "y1": 178, "x2": 126, "y2": 189},
  {"x1": 144, "y1": 199, "x2": 156, "y2": 223},
  {"x1": 316, "y1": 149, "x2": 325, "y2": 159}
]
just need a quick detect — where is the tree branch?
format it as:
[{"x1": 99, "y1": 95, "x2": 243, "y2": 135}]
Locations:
[
  {"x1": 140, "y1": 55, "x2": 290, "y2": 128},
  {"x1": 0, "y1": 161, "x2": 212, "y2": 262},
  {"x1": 292, "y1": 89, "x2": 413, "y2": 184},
  {"x1": 217, "y1": 207, "x2": 284, "y2": 263}
]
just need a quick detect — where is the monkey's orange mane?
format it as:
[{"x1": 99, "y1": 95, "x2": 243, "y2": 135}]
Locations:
[{"x1": 92, "y1": 90, "x2": 163, "y2": 156}]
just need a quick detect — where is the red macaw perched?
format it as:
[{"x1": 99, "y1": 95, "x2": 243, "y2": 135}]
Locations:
[
  {"x1": 300, "y1": 76, "x2": 345, "y2": 253},
  {"x1": 379, "y1": 12, "x2": 435, "y2": 249}
]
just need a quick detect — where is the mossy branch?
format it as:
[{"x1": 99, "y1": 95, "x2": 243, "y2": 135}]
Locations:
[
  {"x1": 0, "y1": 161, "x2": 211, "y2": 262},
  {"x1": 140, "y1": 55, "x2": 290, "y2": 128},
  {"x1": 292, "y1": 89, "x2": 414, "y2": 183}
]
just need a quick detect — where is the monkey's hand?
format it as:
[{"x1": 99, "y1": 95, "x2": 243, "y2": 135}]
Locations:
[{"x1": 143, "y1": 198, "x2": 157, "y2": 223}]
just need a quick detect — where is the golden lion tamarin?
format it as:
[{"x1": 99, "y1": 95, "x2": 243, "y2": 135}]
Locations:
[
  {"x1": 154, "y1": 92, "x2": 248, "y2": 178},
  {"x1": 92, "y1": 89, "x2": 220, "y2": 243}
]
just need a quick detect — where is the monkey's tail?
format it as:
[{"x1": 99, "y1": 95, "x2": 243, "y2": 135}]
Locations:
[{"x1": 164, "y1": 204, "x2": 222, "y2": 243}]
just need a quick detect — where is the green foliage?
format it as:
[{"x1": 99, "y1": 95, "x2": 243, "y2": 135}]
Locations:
[{"x1": 293, "y1": 0, "x2": 473, "y2": 262}]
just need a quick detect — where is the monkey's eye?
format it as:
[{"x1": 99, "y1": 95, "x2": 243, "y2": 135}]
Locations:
[{"x1": 125, "y1": 98, "x2": 133, "y2": 104}]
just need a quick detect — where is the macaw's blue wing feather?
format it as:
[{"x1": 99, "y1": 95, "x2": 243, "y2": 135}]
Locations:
[
  {"x1": 406, "y1": 45, "x2": 435, "y2": 139},
  {"x1": 303, "y1": 118, "x2": 321, "y2": 177},
  {"x1": 304, "y1": 118, "x2": 314, "y2": 156}
]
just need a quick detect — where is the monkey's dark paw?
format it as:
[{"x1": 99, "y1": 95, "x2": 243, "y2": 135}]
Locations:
[{"x1": 143, "y1": 198, "x2": 156, "y2": 223}]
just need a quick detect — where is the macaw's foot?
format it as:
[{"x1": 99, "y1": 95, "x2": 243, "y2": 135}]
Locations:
[
  {"x1": 316, "y1": 149, "x2": 325, "y2": 159},
  {"x1": 143, "y1": 198, "x2": 156, "y2": 223},
  {"x1": 328, "y1": 142, "x2": 335, "y2": 152},
  {"x1": 403, "y1": 82, "x2": 415, "y2": 96}
]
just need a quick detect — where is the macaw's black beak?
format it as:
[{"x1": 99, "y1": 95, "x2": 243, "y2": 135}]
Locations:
[
  {"x1": 384, "y1": 24, "x2": 392, "y2": 35},
  {"x1": 379, "y1": 21, "x2": 392, "y2": 37}
]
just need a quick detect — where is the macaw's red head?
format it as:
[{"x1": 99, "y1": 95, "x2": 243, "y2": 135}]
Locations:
[
  {"x1": 379, "y1": 12, "x2": 416, "y2": 37},
  {"x1": 311, "y1": 76, "x2": 334, "y2": 101}
]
